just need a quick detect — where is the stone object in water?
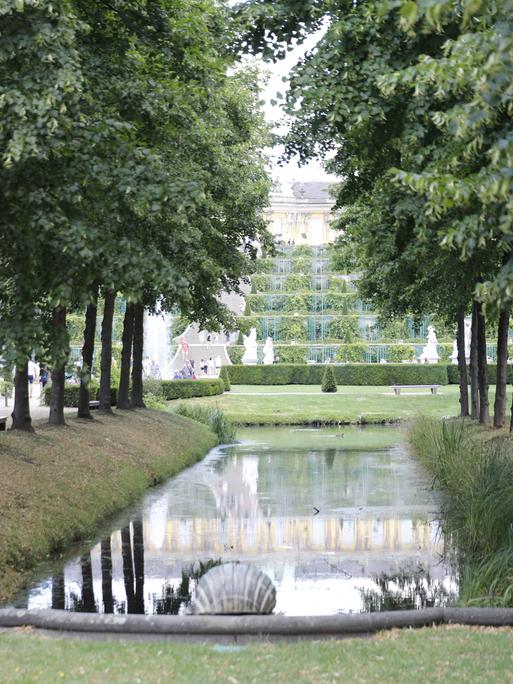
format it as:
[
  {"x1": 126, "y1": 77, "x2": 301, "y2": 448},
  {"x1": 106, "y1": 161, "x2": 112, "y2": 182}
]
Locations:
[{"x1": 190, "y1": 563, "x2": 276, "y2": 615}]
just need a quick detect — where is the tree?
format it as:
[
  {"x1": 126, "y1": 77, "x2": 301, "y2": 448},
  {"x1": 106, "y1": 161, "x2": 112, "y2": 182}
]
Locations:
[{"x1": 321, "y1": 365, "x2": 337, "y2": 393}]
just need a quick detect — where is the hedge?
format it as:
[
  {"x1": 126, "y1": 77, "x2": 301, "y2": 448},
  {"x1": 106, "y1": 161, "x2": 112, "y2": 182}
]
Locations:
[
  {"x1": 446, "y1": 363, "x2": 513, "y2": 385},
  {"x1": 160, "y1": 378, "x2": 224, "y2": 400},
  {"x1": 43, "y1": 384, "x2": 117, "y2": 407},
  {"x1": 227, "y1": 364, "x2": 449, "y2": 386}
]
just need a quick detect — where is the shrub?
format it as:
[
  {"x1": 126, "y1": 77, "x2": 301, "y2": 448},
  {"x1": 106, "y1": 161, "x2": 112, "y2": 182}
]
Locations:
[
  {"x1": 160, "y1": 378, "x2": 224, "y2": 400},
  {"x1": 336, "y1": 343, "x2": 367, "y2": 363},
  {"x1": 255, "y1": 259, "x2": 274, "y2": 273},
  {"x1": 245, "y1": 295, "x2": 265, "y2": 312},
  {"x1": 291, "y1": 256, "x2": 312, "y2": 274},
  {"x1": 328, "y1": 277, "x2": 348, "y2": 293},
  {"x1": 275, "y1": 345, "x2": 308, "y2": 363},
  {"x1": 284, "y1": 274, "x2": 310, "y2": 291},
  {"x1": 321, "y1": 366, "x2": 337, "y2": 393},
  {"x1": 328, "y1": 316, "x2": 361, "y2": 343},
  {"x1": 446, "y1": 364, "x2": 513, "y2": 384},
  {"x1": 279, "y1": 318, "x2": 308, "y2": 342},
  {"x1": 291, "y1": 245, "x2": 313, "y2": 258},
  {"x1": 243, "y1": 300, "x2": 252, "y2": 316},
  {"x1": 283, "y1": 294, "x2": 311, "y2": 312},
  {"x1": 388, "y1": 344, "x2": 415, "y2": 363},
  {"x1": 219, "y1": 366, "x2": 231, "y2": 392},
  {"x1": 228, "y1": 346, "x2": 244, "y2": 364},
  {"x1": 43, "y1": 384, "x2": 117, "y2": 407},
  {"x1": 227, "y1": 364, "x2": 449, "y2": 385},
  {"x1": 174, "y1": 404, "x2": 236, "y2": 444},
  {"x1": 251, "y1": 274, "x2": 271, "y2": 291}
]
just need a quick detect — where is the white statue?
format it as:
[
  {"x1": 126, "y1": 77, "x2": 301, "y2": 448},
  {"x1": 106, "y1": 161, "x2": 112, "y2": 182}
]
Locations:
[
  {"x1": 242, "y1": 327, "x2": 258, "y2": 365},
  {"x1": 419, "y1": 325, "x2": 440, "y2": 364},
  {"x1": 263, "y1": 336, "x2": 274, "y2": 365},
  {"x1": 450, "y1": 318, "x2": 472, "y2": 364},
  {"x1": 450, "y1": 339, "x2": 459, "y2": 365}
]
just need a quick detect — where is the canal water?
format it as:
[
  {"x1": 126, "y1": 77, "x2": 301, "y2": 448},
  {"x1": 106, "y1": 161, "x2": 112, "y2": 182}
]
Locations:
[{"x1": 14, "y1": 426, "x2": 456, "y2": 615}]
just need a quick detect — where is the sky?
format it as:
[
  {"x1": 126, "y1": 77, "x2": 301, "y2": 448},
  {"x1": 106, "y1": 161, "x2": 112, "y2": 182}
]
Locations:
[{"x1": 254, "y1": 32, "x2": 337, "y2": 186}]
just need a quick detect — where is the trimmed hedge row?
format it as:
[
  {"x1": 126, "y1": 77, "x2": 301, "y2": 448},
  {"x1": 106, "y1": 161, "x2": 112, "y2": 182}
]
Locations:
[
  {"x1": 227, "y1": 364, "x2": 449, "y2": 386},
  {"x1": 160, "y1": 378, "x2": 224, "y2": 400},
  {"x1": 43, "y1": 384, "x2": 117, "y2": 407},
  {"x1": 446, "y1": 363, "x2": 513, "y2": 385}
]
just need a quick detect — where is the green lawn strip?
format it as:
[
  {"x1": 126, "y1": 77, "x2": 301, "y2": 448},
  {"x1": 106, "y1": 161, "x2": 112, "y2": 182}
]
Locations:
[
  {"x1": 0, "y1": 410, "x2": 217, "y2": 604},
  {"x1": 0, "y1": 626, "x2": 512, "y2": 683},
  {"x1": 169, "y1": 385, "x2": 480, "y2": 425}
]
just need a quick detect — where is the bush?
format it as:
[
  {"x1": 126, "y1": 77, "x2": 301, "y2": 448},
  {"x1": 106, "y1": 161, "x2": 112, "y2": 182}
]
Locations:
[
  {"x1": 160, "y1": 378, "x2": 224, "y2": 400},
  {"x1": 291, "y1": 245, "x2": 313, "y2": 258},
  {"x1": 43, "y1": 384, "x2": 117, "y2": 407},
  {"x1": 388, "y1": 344, "x2": 416, "y2": 363},
  {"x1": 279, "y1": 318, "x2": 308, "y2": 341},
  {"x1": 275, "y1": 345, "x2": 308, "y2": 363},
  {"x1": 227, "y1": 364, "x2": 449, "y2": 385},
  {"x1": 283, "y1": 294, "x2": 311, "y2": 312},
  {"x1": 322, "y1": 366, "x2": 337, "y2": 393},
  {"x1": 246, "y1": 295, "x2": 266, "y2": 312},
  {"x1": 228, "y1": 346, "x2": 244, "y2": 364},
  {"x1": 255, "y1": 259, "x2": 274, "y2": 273},
  {"x1": 447, "y1": 363, "x2": 513, "y2": 384},
  {"x1": 290, "y1": 256, "x2": 312, "y2": 274},
  {"x1": 219, "y1": 366, "x2": 231, "y2": 392},
  {"x1": 284, "y1": 274, "x2": 310, "y2": 291},
  {"x1": 328, "y1": 316, "x2": 361, "y2": 343},
  {"x1": 336, "y1": 343, "x2": 367, "y2": 363},
  {"x1": 174, "y1": 404, "x2": 236, "y2": 444}
]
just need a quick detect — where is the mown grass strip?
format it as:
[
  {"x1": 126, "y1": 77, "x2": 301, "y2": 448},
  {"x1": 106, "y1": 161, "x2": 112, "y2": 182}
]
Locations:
[{"x1": 0, "y1": 626, "x2": 512, "y2": 683}]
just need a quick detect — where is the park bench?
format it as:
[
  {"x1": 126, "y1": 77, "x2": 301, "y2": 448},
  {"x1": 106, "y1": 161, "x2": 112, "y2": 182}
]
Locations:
[
  {"x1": 0, "y1": 416, "x2": 7, "y2": 431},
  {"x1": 391, "y1": 384, "x2": 440, "y2": 396},
  {"x1": 89, "y1": 400, "x2": 100, "y2": 410}
]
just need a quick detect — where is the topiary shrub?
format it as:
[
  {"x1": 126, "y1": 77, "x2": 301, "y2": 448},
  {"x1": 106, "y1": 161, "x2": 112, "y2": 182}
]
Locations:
[
  {"x1": 243, "y1": 299, "x2": 252, "y2": 316},
  {"x1": 219, "y1": 366, "x2": 231, "y2": 391},
  {"x1": 228, "y1": 346, "x2": 244, "y2": 364},
  {"x1": 321, "y1": 366, "x2": 337, "y2": 393}
]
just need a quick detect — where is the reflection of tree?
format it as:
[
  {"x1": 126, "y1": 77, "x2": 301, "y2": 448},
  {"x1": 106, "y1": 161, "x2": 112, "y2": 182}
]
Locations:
[
  {"x1": 121, "y1": 525, "x2": 136, "y2": 613},
  {"x1": 324, "y1": 449, "x2": 336, "y2": 470},
  {"x1": 101, "y1": 537, "x2": 114, "y2": 613},
  {"x1": 360, "y1": 567, "x2": 455, "y2": 612},
  {"x1": 68, "y1": 553, "x2": 98, "y2": 612},
  {"x1": 133, "y1": 518, "x2": 145, "y2": 614},
  {"x1": 51, "y1": 570, "x2": 65, "y2": 610},
  {"x1": 152, "y1": 559, "x2": 222, "y2": 615}
]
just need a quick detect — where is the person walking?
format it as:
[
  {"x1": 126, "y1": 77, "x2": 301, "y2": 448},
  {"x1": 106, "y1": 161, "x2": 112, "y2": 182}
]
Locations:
[
  {"x1": 27, "y1": 358, "x2": 38, "y2": 399},
  {"x1": 207, "y1": 357, "x2": 215, "y2": 376}
]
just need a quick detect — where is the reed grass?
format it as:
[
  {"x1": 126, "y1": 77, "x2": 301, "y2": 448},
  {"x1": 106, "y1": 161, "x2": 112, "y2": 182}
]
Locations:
[
  {"x1": 409, "y1": 417, "x2": 513, "y2": 606},
  {"x1": 174, "y1": 404, "x2": 236, "y2": 444}
]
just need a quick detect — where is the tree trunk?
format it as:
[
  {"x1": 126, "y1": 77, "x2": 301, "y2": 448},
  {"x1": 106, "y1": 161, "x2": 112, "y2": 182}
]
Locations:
[
  {"x1": 101, "y1": 536, "x2": 114, "y2": 614},
  {"x1": 493, "y1": 306, "x2": 510, "y2": 429},
  {"x1": 78, "y1": 288, "x2": 98, "y2": 419},
  {"x1": 477, "y1": 302, "x2": 489, "y2": 424},
  {"x1": 470, "y1": 301, "x2": 479, "y2": 420},
  {"x1": 48, "y1": 307, "x2": 68, "y2": 427},
  {"x1": 98, "y1": 290, "x2": 115, "y2": 413},
  {"x1": 131, "y1": 303, "x2": 145, "y2": 408},
  {"x1": 456, "y1": 309, "x2": 469, "y2": 417},
  {"x1": 117, "y1": 303, "x2": 135, "y2": 409},
  {"x1": 11, "y1": 361, "x2": 33, "y2": 431}
]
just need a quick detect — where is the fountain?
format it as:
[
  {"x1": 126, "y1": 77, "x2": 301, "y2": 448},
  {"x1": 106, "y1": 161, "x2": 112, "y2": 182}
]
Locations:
[{"x1": 144, "y1": 309, "x2": 174, "y2": 380}]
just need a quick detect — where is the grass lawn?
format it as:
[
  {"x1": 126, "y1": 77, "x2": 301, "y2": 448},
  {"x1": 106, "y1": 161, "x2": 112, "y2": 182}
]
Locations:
[
  {"x1": 1, "y1": 626, "x2": 512, "y2": 683},
  {"x1": 0, "y1": 410, "x2": 216, "y2": 604},
  {"x1": 168, "y1": 384, "x2": 487, "y2": 425}
]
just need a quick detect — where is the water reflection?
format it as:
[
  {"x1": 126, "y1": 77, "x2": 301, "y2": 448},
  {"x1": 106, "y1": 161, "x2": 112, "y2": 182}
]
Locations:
[{"x1": 18, "y1": 426, "x2": 457, "y2": 615}]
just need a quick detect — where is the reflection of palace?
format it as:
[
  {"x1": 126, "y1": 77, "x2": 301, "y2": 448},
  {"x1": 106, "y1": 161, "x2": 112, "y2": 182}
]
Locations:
[
  {"x1": 25, "y1": 441, "x2": 454, "y2": 615},
  {"x1": 122, "y1": 516, "x2": 441, "y2": 559}
]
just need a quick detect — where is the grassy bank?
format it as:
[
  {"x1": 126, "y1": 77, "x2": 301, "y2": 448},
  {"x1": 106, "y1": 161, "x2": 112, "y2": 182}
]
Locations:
[
  {"x1": 0, "y1": 410, "x2": 217, "y2": 603},
  {"x1": 409, "y1": 417, "x2": 513, "y2": 606},
  {"x1": 0, "y1": 626, "x2": 512, "y2": 682},
  {"x1": 170, "y1": 384, "x2": 473, "y2": 425}
]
